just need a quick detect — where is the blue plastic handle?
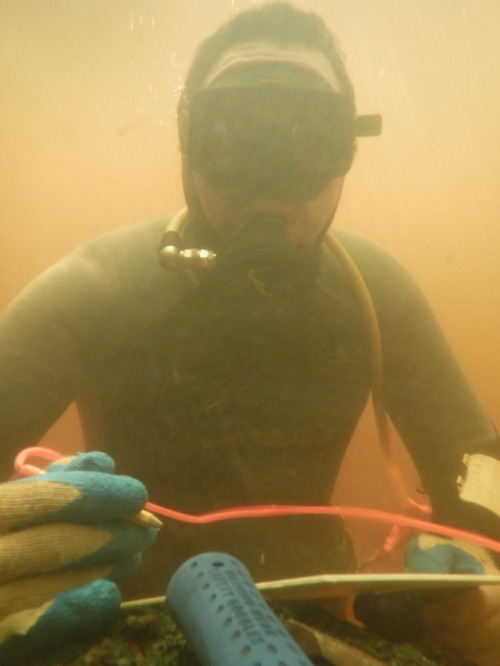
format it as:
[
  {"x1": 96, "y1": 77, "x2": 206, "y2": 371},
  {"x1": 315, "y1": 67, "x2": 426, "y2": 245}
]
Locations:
[{"x1": 166, "y1": 552, "x2": 314, "y2": 666}]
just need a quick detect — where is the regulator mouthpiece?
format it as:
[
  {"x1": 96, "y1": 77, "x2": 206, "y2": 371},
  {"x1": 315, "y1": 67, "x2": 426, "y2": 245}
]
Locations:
[{"x1": 158, "y1": 215, "x2": 286, "y2": 271}]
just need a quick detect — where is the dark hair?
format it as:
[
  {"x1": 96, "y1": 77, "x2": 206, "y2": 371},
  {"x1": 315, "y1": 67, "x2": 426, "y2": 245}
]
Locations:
[{"x1": 181, "y1": 2, "x2": 355, "y2": 104}]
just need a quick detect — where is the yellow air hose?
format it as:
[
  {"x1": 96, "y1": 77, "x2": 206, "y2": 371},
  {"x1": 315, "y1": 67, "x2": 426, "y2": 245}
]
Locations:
[{"x1": 324, "y1": 230, "x2": 411, "y2": 510}]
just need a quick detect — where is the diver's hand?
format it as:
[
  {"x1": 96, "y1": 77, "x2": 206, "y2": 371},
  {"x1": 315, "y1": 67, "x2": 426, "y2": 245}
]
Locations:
[
  {"x1": 405, "y1": 534, "x2": 500, "y2": 666},
  {"x1": 0, "y1": 451, "x2": 160, "y2": 664}
]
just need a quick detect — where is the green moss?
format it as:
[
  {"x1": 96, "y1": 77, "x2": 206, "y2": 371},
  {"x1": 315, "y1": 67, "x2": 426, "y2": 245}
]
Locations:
[
  {"x1": 30, "y1": 602, "x2": 475, "y2": 666},
  {"x1": 31, "y1": 605, "x2": 199, "y2": 666}
]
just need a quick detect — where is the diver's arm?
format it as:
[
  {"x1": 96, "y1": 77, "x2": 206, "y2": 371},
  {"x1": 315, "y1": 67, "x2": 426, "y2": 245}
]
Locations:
[
  {"x1": 334, "y1": 229, "x2": 500, "y2": 535},
  {"x1": 0, "y1": 218, "x2": 189, "y2": 479},
  {"x1": 384, "y1": 291, "x2": 500, "y2": 534},
  {"x1": 0, "y1": 255, "x2": 110, "y2": 475},
  {"x1": 377, "y1": 256, "x2": 499, "y2": 534}
]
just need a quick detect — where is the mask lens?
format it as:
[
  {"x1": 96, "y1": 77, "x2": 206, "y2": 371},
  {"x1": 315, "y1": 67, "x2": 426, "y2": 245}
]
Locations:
[{"x1": 185, "y1": 87, "x2": 355, "y2": 199}]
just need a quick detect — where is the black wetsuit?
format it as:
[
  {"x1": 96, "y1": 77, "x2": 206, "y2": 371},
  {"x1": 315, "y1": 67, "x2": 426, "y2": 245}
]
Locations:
[{"x1": 0, "y1": 217, "x2": 498, "y2": 597}]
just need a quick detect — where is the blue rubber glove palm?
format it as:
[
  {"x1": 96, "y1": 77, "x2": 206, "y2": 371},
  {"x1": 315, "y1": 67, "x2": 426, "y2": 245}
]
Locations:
[{"x1": 0, "y1": 451, "x2": 160, "y2": 664}]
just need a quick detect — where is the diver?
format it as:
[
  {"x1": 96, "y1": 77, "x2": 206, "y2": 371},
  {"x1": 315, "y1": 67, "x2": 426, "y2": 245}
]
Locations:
[{"x1": 0, "y1": 2, "x2": 499, "y2": 663}]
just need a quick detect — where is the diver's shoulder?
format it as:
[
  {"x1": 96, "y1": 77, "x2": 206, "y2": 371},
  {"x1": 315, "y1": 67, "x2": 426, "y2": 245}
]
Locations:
[
  {"x1": 331, "y1": 227, "x2": 395, "y2": 258},
  {"x1": 46, "y1": 215, "x2": 180, "y2": 302},
  {"x1": 63, "y1": 216, "x2": 177, "y2": 284},
  {"x1": 323, "y1": 227, "x2": 427, "y2": 313},
  {"x1": 329, "y1": 227, "x2": 413, "y2": 282},
  {"x1": 73, "y1": 217, "x2": 168, "y2": 259}
]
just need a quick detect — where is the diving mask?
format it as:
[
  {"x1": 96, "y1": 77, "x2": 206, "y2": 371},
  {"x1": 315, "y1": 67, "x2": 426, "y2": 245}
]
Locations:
[{"x1": 183, "y1": 85, "x2": 359, "y2": 201}]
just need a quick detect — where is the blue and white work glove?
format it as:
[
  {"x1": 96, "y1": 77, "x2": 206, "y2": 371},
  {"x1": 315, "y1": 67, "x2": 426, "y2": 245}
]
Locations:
[
  {"x1": 405, "y1": 533, "x2": 492, "y2": 575},
  {"x1": 405, "y1": 535, "x2": 500, "y2": 666},
  {"x1": 354, "y1": 535, "x2": 500, "y2": 666},
  {"x1": 0, "y1": 451, "x2": 160, "y2": 664}
]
